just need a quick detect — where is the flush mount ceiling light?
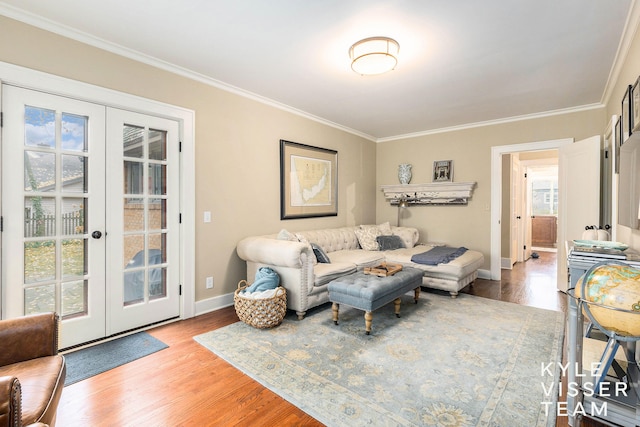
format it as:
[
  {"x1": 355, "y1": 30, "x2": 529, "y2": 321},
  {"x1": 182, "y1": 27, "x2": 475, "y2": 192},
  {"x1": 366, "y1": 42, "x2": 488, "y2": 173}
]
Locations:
[{"x1": 349, "y1": 36, "x2": 399, "y2": 76}]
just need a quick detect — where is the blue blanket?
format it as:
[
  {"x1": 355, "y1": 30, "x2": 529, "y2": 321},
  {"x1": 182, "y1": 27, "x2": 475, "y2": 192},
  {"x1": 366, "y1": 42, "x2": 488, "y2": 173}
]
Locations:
[
  {"x1": 411, "y1": 246, "x2": 468, "y2": 265},
  {"x1": 243, "y1": 267, "x2": 280, "y2": 294}
]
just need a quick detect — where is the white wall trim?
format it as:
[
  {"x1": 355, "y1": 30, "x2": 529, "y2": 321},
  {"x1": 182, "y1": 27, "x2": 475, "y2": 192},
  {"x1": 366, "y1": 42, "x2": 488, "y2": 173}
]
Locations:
[
  {"x1": 0, "y1": 4, "x2": 376, "y2": 143},
  {"x1": 0, "y1": 4, "x2": 617, "y2": 144},
  {"x1": 490, "y1": 139, "x2": 573, "y2": 280},
  {"x1": 0, "y1": 61, "x2": 197, "y2": 319},
  {"x1": 477, "y1": 269, "x2": 491, "y2": 280},
  {"x1": 601, "y1": 0, "x2": 640, "y2": 107},
  {"x1": 377, "y1": 104, "x2": 604, "y2": 143},
  {"x1": 194, "y1": 293, "x2": 235, "y2": 317}
]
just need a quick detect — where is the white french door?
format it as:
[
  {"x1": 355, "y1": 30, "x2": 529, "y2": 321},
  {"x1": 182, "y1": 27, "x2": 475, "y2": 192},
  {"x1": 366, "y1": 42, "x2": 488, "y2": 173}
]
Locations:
[
  {"x1": 2, "y1": 85, "x2": 180, "y2": 348},
  {"x1": 106, "y1": 108, "x2": 180, "y2": 333}
]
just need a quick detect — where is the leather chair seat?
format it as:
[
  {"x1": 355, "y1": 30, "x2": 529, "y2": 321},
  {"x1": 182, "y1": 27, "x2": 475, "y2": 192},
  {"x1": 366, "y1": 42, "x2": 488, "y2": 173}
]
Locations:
[
  {"x1": 0, "y1": 357, "x2": 65, "y2": 425},
  {"x1": 0, "y1": 313, "x2": 66, "y2": 427}
]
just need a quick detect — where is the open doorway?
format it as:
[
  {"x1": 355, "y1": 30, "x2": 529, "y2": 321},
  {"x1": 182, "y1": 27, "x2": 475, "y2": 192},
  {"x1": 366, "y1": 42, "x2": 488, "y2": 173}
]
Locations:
[
  {"x1": 490, "y1": 139, "x2": 573, "y2": 281},
  {"x1": 501, "y1": 151, "x2": 559, "y2": 270},
  {"x1": 522, "y1": 155, "x2": 559, "y2": 255}
]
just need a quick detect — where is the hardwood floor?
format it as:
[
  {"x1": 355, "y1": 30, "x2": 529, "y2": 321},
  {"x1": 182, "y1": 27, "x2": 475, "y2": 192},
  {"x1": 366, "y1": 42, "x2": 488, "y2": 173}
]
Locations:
[{"x1": 57, "y1": 252, "x2": 604, "y2": 426}]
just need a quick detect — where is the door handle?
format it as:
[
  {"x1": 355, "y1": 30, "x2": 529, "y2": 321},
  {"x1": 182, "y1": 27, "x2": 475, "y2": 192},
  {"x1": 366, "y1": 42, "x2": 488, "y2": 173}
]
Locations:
[
  {"x1": 516, "y1": 216, "x2": 521, "y2": 219},
  {"x1": 91, "y1": 230, "x2": 102, "y2": 239}
]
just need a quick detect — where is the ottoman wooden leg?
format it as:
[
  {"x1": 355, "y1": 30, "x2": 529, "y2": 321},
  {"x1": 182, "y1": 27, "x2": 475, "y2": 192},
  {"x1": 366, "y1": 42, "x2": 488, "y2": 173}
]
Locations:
[
  {"x1": 364, "y1": 311, "x2": 373, "y2": 335},
  {"x1": 394, "y1": 297, "x2": 401, "y2": 318},
  {"x1": 414, "y1": 287, "x2": 420, "y2": 303},
  {"x1": 332, "y1": 302, "x2": 339, "y2": 325}
]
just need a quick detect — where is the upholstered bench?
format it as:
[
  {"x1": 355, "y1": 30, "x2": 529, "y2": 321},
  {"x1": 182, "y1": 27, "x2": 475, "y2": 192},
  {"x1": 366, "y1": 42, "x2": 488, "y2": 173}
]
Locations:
[{"x1": 327, "y1": 267, "x2": 423, "y2": 334}]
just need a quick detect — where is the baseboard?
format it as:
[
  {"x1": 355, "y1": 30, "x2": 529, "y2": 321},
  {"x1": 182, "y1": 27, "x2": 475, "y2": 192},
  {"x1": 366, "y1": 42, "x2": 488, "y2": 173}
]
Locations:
[
  {"x1": 501, "y1": 257, "x2": 513, "y2": 270},
  {"x1": 477, "y1": 269, "x2": 491, "y2": 280},
  {"x1": 194, "y1": 292, "x2": 235, "y2": 317}
]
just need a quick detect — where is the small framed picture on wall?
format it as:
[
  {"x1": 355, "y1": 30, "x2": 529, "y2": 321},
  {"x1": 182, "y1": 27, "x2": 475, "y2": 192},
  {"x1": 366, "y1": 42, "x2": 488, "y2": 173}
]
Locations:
[
  {"x1": 615, "y1": 116, "x2": 621, "y2": 174},
  {"x1": 433, "y1": 160, "x2": 453, "y2": 182},
  {"x1": 633, "y1": 77, "x2": 640, "y2": 132},
  {"x1": 622, "y1": 84, "x2": 632, "y2": 143}
]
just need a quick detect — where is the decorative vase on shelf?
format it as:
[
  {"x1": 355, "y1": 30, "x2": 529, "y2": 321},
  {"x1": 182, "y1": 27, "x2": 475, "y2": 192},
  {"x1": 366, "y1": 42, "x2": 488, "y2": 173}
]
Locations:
[{"x1": 398, "y1": 163, "x2": 412, "y2": 184}]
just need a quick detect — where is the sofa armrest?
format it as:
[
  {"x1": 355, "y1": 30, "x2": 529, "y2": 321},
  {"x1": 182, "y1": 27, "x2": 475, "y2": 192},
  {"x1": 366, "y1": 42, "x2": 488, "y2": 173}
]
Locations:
[
  {"x1": 0, "y1": 313, "x2": 59, "y2": 367},
  {"x1": 0, "y1": 376, "x2": 21, "y2": 427},
  {"x1": 237, "y1": 236, "x2": 312, "y2": 268}
]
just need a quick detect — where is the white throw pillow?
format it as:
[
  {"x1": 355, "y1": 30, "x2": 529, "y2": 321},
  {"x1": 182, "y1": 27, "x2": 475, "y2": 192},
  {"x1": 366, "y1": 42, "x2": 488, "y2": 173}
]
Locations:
[
  {"x1": 277, "y1": 229, "x2": 298, "y2": 241},
  {"x1": 378, "y1": 221, "x2": 392, "y2": 236},
  {"x1": 294, "y1": 233, "x2": 318, "y2": 265},
  {"x1": 355, "y1": 225, "x2": 382, "y2": 251}
]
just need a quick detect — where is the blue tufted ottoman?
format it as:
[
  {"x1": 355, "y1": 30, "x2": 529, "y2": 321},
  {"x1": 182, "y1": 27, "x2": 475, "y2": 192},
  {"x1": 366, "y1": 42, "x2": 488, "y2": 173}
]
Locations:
[{"x1": 327, "y1": 267, "x2": 423, "y2": 334}]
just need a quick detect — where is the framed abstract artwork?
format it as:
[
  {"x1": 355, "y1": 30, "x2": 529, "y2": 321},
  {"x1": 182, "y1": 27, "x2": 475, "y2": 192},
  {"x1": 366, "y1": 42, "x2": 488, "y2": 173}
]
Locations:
[{"x1": 280, "y1": 140, "x2": 338, "y2": 219}]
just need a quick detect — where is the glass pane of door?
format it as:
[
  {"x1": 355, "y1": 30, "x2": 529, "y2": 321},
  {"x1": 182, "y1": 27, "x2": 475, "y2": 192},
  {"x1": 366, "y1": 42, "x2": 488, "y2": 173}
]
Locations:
[
  {"x1": 122, "y1": 126, "x2": 168, "y2": 305},
  {"x1": 107, "y1": 108, "x2": 179, "y2": 334},
  {"x1": 3, "y1": 85, "x2": 106, "y2": 349},
  {"x1": 22, "y1": 106, "x2": 90, "y2": 317}
]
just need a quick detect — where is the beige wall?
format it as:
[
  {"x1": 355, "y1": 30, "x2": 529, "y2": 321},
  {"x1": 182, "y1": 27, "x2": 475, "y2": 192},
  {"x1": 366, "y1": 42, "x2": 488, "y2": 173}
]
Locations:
[
  {"x1": 604, "y1": 14, "x2": 640, "y2": 250},
  {"x1": 2, "y1": 8, "x2": 640, "y2": 300},
  {"x1": 0, "y1": 17, "x2": 377, "y2": 302},
  {"x1": 375, "y1": 109, "x2": 606, "y2": 270}
]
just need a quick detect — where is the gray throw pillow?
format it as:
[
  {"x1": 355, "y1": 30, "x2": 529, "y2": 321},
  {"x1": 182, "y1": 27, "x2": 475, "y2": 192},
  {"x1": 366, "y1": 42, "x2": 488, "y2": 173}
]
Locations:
[
  {"x1": 311, "y1": 243, "x2": 331, "y2": 263},
  {"x1": 377, "y1": 235, "x2": 405, "y2": 251}
]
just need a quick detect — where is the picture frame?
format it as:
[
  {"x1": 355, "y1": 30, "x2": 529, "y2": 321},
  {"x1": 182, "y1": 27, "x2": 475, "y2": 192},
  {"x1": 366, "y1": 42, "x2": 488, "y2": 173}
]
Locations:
[
  {"x1": 433, "y1": 160, "x2": 453, "y2": 182},
  {"x1": 280, "y1": 140, "x2": 338, "y2": 219},
  {"x1": 622, "y1": 84, "x2": 632, "y2": 143},
  {"x1": 615, "y1": 115, "x2": 621, "y2": 174},
  {"x1": 633, "y1": 77, "x2": 640, "y2": 132}
]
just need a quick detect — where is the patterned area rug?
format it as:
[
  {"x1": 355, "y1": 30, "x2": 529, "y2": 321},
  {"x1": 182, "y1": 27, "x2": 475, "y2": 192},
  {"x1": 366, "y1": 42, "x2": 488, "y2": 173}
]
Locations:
[{"x1": 195, "y1": 292, "x2": 564, "y2": 426}]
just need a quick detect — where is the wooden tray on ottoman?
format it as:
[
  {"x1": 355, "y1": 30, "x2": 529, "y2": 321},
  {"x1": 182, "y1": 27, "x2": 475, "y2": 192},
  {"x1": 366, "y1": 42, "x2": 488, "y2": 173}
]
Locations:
[{"x1": 364, "y1": 262, "x2": 403, "y2": 277}]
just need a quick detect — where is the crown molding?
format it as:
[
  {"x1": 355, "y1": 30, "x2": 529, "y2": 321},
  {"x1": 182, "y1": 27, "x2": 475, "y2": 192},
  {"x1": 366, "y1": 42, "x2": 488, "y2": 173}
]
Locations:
[
  {"x1": 601, "y1": 0, "x2": 640, "y2": 107},
  {"x1": 376, "y1": 103, "x2": 605, "y2": 143},
  {"x1": 0, "y1": 4, "x2": 377, "y2": 142},
  {"x1": 0, "y1": 3, "x2": 618, "y2": 144}
]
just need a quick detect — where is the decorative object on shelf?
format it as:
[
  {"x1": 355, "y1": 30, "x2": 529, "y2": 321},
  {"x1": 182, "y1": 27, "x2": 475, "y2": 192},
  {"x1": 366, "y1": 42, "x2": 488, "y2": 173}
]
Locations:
[
  {"x1": 433, "y1": 160, "x2": 453, "y2": 182},
  {"x1": 634, "y1": 77, "x2": 640, "y2": 132},
  {"x1": 622, "y1": 84, "x2": 632, "y2": 143},
  {"x1": 396, "y1": 199, "x2": 409, "y2": 226},
  {"x1": 280, "y1": 140, "x2": 338, "y2": 219},
  {"x1": 381, "y1": 181, "x2": 476, "y2": 205},
  {"x1": 397, "y1": 163, "x2": 412, "y2": 184},
  {"x1": 349, "y1": 36, "x2": 399, "y2": 76}
]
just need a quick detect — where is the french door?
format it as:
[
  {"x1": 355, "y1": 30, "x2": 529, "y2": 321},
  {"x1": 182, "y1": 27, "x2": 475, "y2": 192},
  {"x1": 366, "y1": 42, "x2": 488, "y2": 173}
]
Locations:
[{"x1": 2, "y1": 85, "x2": 180, "y2": 348}]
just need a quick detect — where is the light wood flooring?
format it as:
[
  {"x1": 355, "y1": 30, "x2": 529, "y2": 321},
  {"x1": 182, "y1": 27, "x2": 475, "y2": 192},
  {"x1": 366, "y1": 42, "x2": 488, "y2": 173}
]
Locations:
[{"x1": 57, "y1": 252, "x2": 605, "y2": 426}]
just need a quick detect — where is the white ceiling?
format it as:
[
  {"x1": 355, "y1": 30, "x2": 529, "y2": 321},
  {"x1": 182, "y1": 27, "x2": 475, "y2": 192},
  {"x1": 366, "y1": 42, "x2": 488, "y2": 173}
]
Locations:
[{"x1": 0, "y1": 0, "x2": 633, "y2": 141}]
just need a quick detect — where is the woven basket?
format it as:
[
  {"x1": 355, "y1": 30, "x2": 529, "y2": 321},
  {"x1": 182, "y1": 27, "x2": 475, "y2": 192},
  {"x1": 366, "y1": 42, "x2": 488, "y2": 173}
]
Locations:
[{"x1": 234, "y1": 280, "x2": 287, "y2": 329}]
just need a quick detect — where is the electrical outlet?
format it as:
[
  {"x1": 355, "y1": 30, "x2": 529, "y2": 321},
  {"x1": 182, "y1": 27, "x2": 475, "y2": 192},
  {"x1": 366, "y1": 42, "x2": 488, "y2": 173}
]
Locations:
[{"x1": 205, "y1": 276, "x2": 214, "y2": 289}]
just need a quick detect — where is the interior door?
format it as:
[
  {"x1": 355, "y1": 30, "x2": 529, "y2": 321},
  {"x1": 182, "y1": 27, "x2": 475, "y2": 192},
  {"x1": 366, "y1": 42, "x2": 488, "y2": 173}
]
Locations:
[
  {"x1": 557, "y1": 135, "x2": 601, "y2": 291},
  {"x1": 2, "y1": 85, "x2": 107, "y2": 348},
  {"x1": 510, "y1": 155, "x2": 520, "y2": 266},
  {"x1": 106, "y1": 108, "x2": 180, "y2": 333},
  {"x1": 523, "y1": 169, "x2": 532, "y2": 260}
]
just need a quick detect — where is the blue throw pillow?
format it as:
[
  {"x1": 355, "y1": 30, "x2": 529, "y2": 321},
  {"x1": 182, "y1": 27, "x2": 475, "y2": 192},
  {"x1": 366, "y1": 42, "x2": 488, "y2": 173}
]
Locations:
[
  {"x1": 310, "y1": 243, "x2": 331, "y2": 263},
  {"x1": 377, "y1": 235, "x2": 405, "y2": 251}
]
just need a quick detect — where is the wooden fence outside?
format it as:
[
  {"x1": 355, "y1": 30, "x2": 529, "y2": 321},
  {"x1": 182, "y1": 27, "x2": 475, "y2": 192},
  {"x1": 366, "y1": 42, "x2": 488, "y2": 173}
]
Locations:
[{"x1": 24, "y1": 212, "x2": 84, "y2": 237}]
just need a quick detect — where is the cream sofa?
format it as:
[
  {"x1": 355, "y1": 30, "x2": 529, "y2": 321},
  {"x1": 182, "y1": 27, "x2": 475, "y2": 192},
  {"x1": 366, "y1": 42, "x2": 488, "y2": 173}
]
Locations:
[{"x1": 236, "y1": 224, "x2": 484, "y2": 319}]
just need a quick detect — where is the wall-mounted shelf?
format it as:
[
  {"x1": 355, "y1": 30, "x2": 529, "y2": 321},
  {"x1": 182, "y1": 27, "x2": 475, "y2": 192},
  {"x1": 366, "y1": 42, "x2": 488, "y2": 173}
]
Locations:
[{"x1": 381, "y1": 182, "x2": 476, "y2": 205}]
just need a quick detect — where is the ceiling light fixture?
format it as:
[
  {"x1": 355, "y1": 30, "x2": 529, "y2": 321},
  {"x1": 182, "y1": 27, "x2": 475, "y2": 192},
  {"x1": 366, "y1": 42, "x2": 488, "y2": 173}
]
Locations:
[{"x1": 349, "y1": 36, "x2": 399, "y2": 76}]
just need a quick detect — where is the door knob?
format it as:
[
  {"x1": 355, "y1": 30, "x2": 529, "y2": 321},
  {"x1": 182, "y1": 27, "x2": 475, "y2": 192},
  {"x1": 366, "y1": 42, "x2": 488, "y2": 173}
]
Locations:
[
  {"x1": 516, "y1": 216, "x2": 521, "y2": 219},
  {"x1": 91, "y1": 230, "x2": 102, "y2": 239}
]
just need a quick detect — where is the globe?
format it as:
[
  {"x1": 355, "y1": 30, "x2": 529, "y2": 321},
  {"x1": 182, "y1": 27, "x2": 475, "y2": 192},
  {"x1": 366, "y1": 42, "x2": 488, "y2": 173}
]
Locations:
[{"x1": 575, "y1": 262, "x2": 640, "y2": 338}]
